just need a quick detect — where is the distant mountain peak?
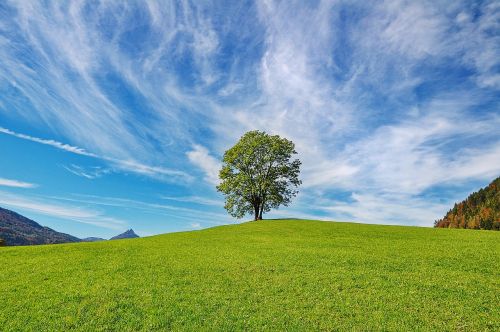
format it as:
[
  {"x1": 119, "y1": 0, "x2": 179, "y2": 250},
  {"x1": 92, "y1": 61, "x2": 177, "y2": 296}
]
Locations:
[{"x1": 110, "y1": 229, "x2": 139, "y2": 240}]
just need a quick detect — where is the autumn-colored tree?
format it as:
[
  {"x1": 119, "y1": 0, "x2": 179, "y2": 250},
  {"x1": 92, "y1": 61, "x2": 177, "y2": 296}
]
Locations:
[{"x1": 435, "y1": 177, "x2": 500, "y2": 230}]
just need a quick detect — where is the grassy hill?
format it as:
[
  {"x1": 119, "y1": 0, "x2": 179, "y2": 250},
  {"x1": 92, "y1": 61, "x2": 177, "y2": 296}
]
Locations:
[{"x1": 1, "y1": 219, "x2": 498, "y2": 331}]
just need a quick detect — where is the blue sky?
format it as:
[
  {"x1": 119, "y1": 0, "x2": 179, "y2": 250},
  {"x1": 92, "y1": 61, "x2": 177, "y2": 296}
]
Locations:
[{"x1": 0, "y1": 0, "x2": 499, "y2": 238}]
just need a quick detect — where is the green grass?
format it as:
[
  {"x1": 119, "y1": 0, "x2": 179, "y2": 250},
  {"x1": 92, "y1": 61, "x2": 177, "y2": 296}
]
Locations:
[{"x1": 1, "y1": 219, "x2": 499, "y2": 331}]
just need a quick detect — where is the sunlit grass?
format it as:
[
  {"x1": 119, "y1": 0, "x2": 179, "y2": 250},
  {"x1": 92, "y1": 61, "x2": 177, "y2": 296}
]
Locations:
[{"x1": 1, "y1": 219, "x2": 499, "y2": 331}]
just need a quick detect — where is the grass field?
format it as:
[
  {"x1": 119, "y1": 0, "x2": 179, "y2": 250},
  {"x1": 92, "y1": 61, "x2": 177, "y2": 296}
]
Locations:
[{"x1": 1, "y1": 219, "x2": 499, "y2": 331}]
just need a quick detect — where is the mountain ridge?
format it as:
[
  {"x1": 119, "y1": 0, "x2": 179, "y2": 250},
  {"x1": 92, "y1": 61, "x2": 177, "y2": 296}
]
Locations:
[{"x1": 0, "y1": 206, "x2": 80, "y2": 245}]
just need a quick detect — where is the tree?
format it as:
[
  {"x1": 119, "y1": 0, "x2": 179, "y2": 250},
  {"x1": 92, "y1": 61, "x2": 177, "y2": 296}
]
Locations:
[
  {"x1": 217, "y1": 130, "x2": 301, "y2": 220},
  {"x1": 0, "y1": 238, "x2": 5, "y2": 247},
  {"x1": 435, "y1": 176, "x2": 500, "y2": 230}
]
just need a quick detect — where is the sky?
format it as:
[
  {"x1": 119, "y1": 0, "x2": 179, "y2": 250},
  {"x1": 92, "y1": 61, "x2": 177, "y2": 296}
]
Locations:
[{"x1": 0, "y1": 0, "x2": 499, "y2": 239}]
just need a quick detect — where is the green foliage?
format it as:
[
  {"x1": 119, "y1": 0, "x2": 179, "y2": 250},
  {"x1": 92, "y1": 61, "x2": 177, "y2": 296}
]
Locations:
[
  {"x1": 0, "y1": 220, "x2": 498, "y2": 331},
  {"x1": 217, "y1": 131, "x2": 301, "y2": 220},
  {"x1": 0, "y1": 238, "x2": 5, "y2": 246},
  {"x1": 435, "y1": 177, "x2": 500, "y2": 230}
]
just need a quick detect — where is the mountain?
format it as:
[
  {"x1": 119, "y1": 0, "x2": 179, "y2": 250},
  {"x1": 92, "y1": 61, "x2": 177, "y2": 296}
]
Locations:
[
  {"x1": 0, "y1": 207, "x2": 80, "y2": 245},
  {"x1": 81, "y1": 237, "x2": 106, "y2": 242},
  {"x1": 435, "y1": 177, "x2": 500, "y2": 230},
  {"x1": 110, "y1": 229, "x2": 139, "y2": 240}
]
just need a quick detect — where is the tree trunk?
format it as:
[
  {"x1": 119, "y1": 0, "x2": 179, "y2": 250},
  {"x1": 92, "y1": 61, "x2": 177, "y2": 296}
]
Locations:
[
  {"x1": 258, "y1": 197, "x2": 265, "y2": 220},
  {"x1": 254, "y1": 204, "x2": 259, "y2": 221}
]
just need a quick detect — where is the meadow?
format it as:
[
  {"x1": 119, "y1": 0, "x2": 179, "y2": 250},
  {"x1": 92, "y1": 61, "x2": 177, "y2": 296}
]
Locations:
[{"x1": 1, "y1": 219, "x2": 499, "y2": 331}]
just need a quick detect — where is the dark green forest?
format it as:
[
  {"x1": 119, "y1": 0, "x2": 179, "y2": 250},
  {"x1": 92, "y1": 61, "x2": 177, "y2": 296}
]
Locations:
[{"x1": 435, "y1": 177, "x2": 500, "y2": 230}]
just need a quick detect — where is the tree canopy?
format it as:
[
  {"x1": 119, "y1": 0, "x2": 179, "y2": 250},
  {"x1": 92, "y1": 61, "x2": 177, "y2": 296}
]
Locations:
[
  {"x1": 434, "y1": 176, "x2": 500, "y2": 230},
  {"x1": 217, "y1": 131, "x2": 301, "y2": 220}
]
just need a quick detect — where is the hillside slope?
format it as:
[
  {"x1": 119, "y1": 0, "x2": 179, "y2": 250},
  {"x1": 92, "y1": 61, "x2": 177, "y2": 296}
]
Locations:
[
  {"x1": 435, "y1": 177, "x2": 500, "y2": 230},
  {"x1": 0, "y1": 207, "x2": 79, "y2": 245},
  {"x1": 0, "y1": 220, "x2": 498, "y2": 331}
]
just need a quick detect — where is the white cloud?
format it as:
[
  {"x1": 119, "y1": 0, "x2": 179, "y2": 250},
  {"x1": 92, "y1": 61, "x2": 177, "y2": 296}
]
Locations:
[
  {"x1": 202, "y1": 1, "x2": 499, "y2": 226},
  {"x1": 0, "y1": 126, "x2": 192, "y2": 182},
  {"x1": 161, "y1": 195, "x2": 221, "y2": 206},
  {"x1": 0, "y1": 177, "x2": 38, "y2": 188},
  {"x1": 0, "y1": 126, "x2": 96, "y2": 157},
  {"x1": 319, "y1": 193, "x2": 451, "y2": 227},
  {"x1": 0, "y1": 0, "x2": 498, "y2": 228},
  {"x1": 337, "y1": 112, "x2": 500, "y2": 195},
  {"x1": 112, "y1": 159, "x2": 192, "y2": 180},
  {"x1": 365, "y1": 1, "x2": 446, "y2": 59},
  {"x1": 0, "y1": 190, "x2": 125, "y2": 230},
  {"x1": 0, "y1": 2, "x2": 208, "y2": 172},
  {"x1": 48, "y1": 194, "x2": 229, "y2": 224},
  {"x1": 189, "y1": 222, "x2": 202, "y2": 229},
  {"x1": 63, "y1": 164, "x2": 111, "y2": 179},
  {"x1": 187, "y1": 145, "x2": 221, "y2": 185},
  {"x1": 454, "y1": 1, "x2": 500, "y2": 89}
]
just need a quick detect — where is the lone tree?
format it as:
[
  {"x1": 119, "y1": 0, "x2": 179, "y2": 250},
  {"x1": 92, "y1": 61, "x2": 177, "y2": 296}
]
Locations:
[{"x1": 217, "y1": 130, "x2": 301, "y2": 220}]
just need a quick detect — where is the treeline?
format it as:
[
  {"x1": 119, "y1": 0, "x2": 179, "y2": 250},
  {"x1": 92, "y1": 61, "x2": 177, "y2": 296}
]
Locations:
[{"x1": 435, "y1": 177, "x2": 500, "y2": 230}]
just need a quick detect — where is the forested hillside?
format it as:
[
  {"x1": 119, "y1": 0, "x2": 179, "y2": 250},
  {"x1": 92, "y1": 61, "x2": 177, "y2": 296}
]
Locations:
[
  {"x1": 435, "y1": 177, "x2": 500, "y2": 230},
  {"x1": 0, "y1": 207, "x2": 80, "y2": 245}
]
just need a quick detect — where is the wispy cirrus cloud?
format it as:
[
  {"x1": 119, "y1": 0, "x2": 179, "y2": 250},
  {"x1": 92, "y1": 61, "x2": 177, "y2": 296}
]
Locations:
[
  {"x1": 0, "y1": 1, "x2": 210, "y2": 175},
  {"x1": 48, "y1": 194, "x2": 229, "y2": 225},
  {"x1": 0, "y1": 126, "x2": 96, "y2": 157},
  {"x1": 161, "y1": 195, "x2": 221, "y2": 207},
  {"x1": 0, "y1": 126, "x2": 192, "y2": 182},
  {"x1": 206, "y1": 0, "x2": 499, "y2": 225},
  {"x1": 318, "y1": 193, "x2": 452, "y2": 227},
  {"x1": 63, "y1": 164, "x2": 111, "y2": 180},
  {"x1": 0, "y1": 0, "x2": 498, "y2": 229},
  {"x1": 0, "y1": 177, "x2": 38, "y2": 188},
  {"x1": 0, "y1": 190, "x2": 125, "y2": 230}
]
